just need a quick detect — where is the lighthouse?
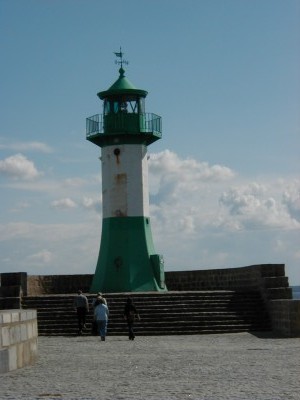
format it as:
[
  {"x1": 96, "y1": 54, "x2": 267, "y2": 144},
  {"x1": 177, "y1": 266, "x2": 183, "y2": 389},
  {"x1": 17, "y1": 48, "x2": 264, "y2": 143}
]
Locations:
[{"x1": 86, "y1": 50, "x2": 166, "y2": 293}]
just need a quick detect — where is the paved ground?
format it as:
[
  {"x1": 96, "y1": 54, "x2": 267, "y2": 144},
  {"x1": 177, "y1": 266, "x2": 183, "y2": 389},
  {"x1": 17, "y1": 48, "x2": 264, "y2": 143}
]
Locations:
[{"x1": 1, "y1": 332, "x2": 300, "y2": 400}]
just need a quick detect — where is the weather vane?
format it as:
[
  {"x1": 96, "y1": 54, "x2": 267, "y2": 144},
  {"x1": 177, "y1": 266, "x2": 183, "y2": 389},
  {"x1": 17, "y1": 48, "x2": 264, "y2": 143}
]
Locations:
[{"x1": 114, "y1": 47, "x2": 129, "y2": 69}]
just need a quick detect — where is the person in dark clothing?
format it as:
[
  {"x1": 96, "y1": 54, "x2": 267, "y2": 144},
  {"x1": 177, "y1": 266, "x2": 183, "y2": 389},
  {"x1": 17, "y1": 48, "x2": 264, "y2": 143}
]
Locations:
[
  {"x1": 123, "y1": 297, "x2": 140, "y2": 340},
  {"x1": 73, "y1": 290, "x2": 89, "y2": 335}
]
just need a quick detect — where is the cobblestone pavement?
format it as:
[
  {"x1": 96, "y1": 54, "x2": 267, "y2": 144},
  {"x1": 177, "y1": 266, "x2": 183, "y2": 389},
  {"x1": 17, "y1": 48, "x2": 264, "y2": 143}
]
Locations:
[{"x1": 1, "y1": 332, "x2": 300, "y2": 400}]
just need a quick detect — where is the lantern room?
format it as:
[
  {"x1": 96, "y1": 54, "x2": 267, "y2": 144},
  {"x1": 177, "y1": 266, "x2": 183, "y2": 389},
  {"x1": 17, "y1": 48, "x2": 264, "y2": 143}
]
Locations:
[{"x1": 86, "y1": 66, "x2": 162, "y2": 147}]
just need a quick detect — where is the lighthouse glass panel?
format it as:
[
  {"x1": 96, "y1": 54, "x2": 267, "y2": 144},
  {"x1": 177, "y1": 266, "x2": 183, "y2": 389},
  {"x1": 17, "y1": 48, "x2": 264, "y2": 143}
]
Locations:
[
  {"x1": 103, "y1": 97, "x2": 141, "y2": 115},
  {"x1": 113, "y1": 101, "x2": 119, "y2": 113},
  {"x1": 103, "y1": 100, "x2": 110, "y2": 115},
  {"x1": 128, "y1": 99, "x2": 138, "y2": 113},
  {"x1": 139, "y1": 98, "x2": 145, "y2": 114}
]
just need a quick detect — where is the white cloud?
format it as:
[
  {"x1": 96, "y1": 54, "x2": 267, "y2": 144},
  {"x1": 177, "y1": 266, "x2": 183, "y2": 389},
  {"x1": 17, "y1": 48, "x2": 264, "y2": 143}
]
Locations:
[
  {"x1": 282, "y1": 181, "x2": 300, "y2": 222},
  {"x1": 0, "y1": 222, "x2": 32, "y2": 241},
  {"x1": 0, "y1": 153, "x2": 41, "y2": 180},
  {"x1": 219, "y1": 182, "x2": 300, "y2": 231},
  {"x1": 148, "y1": 154, "x2": 300, "y2": 241},
  {"x1": 0, "y1": 141, "x2": 52, "y2": 153},
  {"x1": 51, "y1": 198, "x2": 78, "y2": 209},
  {"x1": 63, "y1": 178, "x2": 86, "y2": 187},
  {"x1": 27, "y1": 249, "x2": 53, "y2": 264},
  {"x1": 147, "y1": 153, "x2": 300, "y2": 284},
  {"x1": 219, "y1": 183, "x2": 267, "y2": 216},
  {"x1": 0, "y1": 222, "x2": 95, "y2": 242},
  {"x1": 149, "y1": 150, "x2": 235, "y2": 203},
  {"x1": 81, "y1": 196, "x2": 102, "y2": 213},
  {"x1": 150, "y1": 149, "x2": 235, "y2": 183},
  {"x1": 9, "y1": 201, "x2": 30, "y2": 213},
  {"x1": 50, "y1": 197, "x2": 101, "y2": 213},
  {"x1": 0, "y1": 221, "x2": 100, "y2": 275}
]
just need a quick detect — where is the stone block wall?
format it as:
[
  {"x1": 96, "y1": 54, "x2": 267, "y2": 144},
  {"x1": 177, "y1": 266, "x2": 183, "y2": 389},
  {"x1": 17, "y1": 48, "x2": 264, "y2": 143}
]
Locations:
[
  {"x1": 0, "y1": 273, "x2": 26, "y2": 309},
  {"x1": 269, "y1": 300, "x2": 300, "y2": 337},
  {"x1": 0, "y1": 285, "x2": 23, "y2": 310},
  {"x1": 0, "y1": 265, "x2": 299, "y2": 337},
  {"x1": 0, "y1": 309, "x2": 38, "y2": 373},
  {"x1": 27, "y1": 274, "x2": 93, "y2": 295},
  {"x1": 0, "y1": 273, "x2": 27, "y2": 296},
  {"x1": 166, "y1": 264, "x2": 291, "y2": 295},
  {"x1": 24, "y1": 264, "x2": 289, "y2": 295}
]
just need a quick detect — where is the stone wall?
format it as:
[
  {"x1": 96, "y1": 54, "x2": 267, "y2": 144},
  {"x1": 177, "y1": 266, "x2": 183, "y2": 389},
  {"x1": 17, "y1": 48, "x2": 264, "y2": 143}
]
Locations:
[
  {"x1": 27, "y1": 274, "x2": 93, "y2": 295},
  {"x1": 23, "y1": 264, "x2": 290, "y2": 295},
  {"x1": 165, "y1": 264, "x2": 288, "y2": 292},
  {"x1": 0, "y1": 272, "x2": 27, "y2": 309},
  {"x1": 0, "y1": 273, "x2": 27, "y2": 296},
  {"x1": 0, "y1": 309, "x2": 38, "y2": 373},
  {"x1": 1, "y1": 265, "x2": 299, "y2": 337},
  {"x1": 0, "y1": 285, "x2": 22, "y2": 309},
  {"x1": 269, "y1": 299, "x2": 300, "y2": 337}
]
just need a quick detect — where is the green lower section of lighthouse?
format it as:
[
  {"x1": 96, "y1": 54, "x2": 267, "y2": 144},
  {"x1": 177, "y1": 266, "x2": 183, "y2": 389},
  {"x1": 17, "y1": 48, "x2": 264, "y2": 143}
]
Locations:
[{"x1": 90, "y1": 217, "x2": 167, "y2": 293}]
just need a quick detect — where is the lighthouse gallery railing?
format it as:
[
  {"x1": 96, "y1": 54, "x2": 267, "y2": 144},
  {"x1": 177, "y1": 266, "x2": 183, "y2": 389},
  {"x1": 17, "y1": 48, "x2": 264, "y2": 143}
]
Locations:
[{"x1": 86, "y1": 113, "x2": 162, "y2": 138}]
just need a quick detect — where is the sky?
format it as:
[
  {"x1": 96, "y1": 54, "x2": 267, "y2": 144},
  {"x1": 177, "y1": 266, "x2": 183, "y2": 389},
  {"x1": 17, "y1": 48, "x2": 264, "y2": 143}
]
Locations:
[{"x1": 0, "y1": 0, "x2": 299, "y2": 285}]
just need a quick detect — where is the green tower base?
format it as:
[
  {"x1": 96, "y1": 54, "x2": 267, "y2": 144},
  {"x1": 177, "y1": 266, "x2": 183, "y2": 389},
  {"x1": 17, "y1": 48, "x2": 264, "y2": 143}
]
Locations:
[{"x1": 90, "y1": 217, "x2": 167, "y2": 293}]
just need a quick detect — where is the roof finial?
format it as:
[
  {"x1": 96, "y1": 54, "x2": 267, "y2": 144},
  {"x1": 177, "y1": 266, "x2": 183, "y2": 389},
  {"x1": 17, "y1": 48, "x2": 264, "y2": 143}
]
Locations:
[{"x1": 114, "y1": 47, "x2": 129, "y2": 76}]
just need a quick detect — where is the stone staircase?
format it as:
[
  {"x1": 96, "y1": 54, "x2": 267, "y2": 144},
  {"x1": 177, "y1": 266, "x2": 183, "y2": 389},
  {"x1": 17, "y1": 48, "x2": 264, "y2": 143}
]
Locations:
[{"x1": 22, "y1": 291, "x2": 272, "y2": 336}]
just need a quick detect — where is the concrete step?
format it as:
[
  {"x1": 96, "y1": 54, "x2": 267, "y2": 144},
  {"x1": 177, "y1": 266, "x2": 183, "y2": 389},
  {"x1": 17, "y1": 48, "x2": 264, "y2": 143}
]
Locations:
[{"x1": 22, "y1": 290, "x2": 272, "y2": 336}]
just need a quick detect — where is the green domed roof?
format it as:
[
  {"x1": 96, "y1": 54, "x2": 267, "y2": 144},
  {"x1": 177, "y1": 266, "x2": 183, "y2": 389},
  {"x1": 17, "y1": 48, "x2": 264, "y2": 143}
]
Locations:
[{"x1": 98, "y1": 67, "x2": 148, "y2": 99}]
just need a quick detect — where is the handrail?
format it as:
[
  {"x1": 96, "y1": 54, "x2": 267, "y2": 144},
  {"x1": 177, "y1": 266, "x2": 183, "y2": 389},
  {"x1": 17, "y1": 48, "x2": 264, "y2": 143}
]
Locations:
[
  {"x1": 86, "y1": 114, "x2": 103, "y2": 136},
  {"x1": 86, "y1": 113, "x2": 161, "y2": 138}
]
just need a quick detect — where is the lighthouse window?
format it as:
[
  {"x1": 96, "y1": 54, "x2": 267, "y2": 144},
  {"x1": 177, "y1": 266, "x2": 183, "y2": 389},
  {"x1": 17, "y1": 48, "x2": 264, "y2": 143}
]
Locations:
[
  {"x1": 106, "y1": 98, "x2": 141, "y2": 114},
  {"x1": 139, "y1": 98, "x2": 145, "y2": 113},
  {"x1": 120, "y1": 101, "x2": 128, "y2": 112},
  {"x1": 128, "y1": 100, "x2": 138, "y2": 113},
  {"x1": 104, "y1": 100, "x2": 110, "y2": 115},
  {"x1": 113, "y1": 101, "x2": 119, "y2": 113}
]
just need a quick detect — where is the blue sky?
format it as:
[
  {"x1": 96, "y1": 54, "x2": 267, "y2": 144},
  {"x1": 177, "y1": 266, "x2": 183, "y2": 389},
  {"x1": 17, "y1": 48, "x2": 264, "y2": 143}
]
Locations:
[{"x1": 0, "y1": 0, "x2": 299, "y2": 285}]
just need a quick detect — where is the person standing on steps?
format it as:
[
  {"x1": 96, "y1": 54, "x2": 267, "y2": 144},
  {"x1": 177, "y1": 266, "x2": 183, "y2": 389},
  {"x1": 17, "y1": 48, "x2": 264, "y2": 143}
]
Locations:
[
  {"x1": 91, "y1": 294, "x2": 107, "y2": 335},
  {"x1": 92, "y1": 292, "x2": 107, "y2": 308},
  {"x1": 123, "y1": 297, "x2": 140, "y2": 340},
  {"x1": 94, "y1": 297, "x2": 109, "y2": 341},
  {"x1": 73, "y1": 290, "x2": 89, "y2": 335}
]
